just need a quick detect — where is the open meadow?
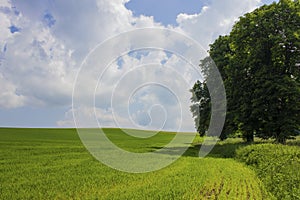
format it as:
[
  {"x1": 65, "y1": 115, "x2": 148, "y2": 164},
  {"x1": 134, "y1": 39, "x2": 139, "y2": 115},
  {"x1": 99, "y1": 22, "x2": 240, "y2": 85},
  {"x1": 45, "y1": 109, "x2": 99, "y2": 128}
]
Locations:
[{"x1": 2, "y1": 128, "x2": 298, "y2": 199}]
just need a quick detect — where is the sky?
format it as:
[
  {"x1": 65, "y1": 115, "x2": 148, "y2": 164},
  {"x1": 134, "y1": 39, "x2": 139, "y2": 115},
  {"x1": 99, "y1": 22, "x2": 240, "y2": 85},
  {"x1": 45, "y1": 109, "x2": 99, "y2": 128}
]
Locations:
[{"x1": 0, "y1": 0, "x2": 277, "y2": 131}]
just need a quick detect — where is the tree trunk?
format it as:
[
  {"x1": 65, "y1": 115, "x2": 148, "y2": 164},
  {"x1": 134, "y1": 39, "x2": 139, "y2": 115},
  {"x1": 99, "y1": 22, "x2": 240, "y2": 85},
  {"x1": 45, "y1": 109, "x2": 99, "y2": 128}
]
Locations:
[
  {"x1": 276, "y1": 135, "x2": 286, "y2": 145},
  {"x1": 245, "y1": 132, "x2": 254, "y2": 143}
]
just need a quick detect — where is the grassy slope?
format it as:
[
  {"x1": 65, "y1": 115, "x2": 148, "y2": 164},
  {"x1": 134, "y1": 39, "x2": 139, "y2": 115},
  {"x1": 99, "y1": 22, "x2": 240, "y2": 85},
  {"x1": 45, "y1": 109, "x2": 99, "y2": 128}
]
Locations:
[{"x1": 0, "y1": 128, "x2": 271, "y2": 199}]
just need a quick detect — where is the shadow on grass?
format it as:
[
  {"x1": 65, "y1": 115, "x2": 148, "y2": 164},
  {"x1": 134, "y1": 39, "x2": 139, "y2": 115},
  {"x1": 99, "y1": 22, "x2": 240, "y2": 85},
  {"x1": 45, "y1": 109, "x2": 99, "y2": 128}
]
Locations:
[
  {"x1": 150, "y1": 141, "x2": 247, "y2": 158},
  {"x1": 151, "y1": 136, "x2": 300, "y2": 158}
]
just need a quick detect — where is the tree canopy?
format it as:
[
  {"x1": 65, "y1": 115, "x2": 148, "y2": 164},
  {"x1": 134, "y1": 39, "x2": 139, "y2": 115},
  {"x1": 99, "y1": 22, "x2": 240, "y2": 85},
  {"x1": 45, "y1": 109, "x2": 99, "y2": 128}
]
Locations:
[{"x1": 191, "y1": 0, "x2": 300, "y2": 143}]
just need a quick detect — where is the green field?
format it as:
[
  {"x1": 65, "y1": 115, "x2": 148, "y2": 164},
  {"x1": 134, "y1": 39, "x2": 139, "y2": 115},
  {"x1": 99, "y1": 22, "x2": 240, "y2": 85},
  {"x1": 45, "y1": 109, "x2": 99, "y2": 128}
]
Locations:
[{"x1": 0, "y1": 128, "x2": 285, "y2": 199}]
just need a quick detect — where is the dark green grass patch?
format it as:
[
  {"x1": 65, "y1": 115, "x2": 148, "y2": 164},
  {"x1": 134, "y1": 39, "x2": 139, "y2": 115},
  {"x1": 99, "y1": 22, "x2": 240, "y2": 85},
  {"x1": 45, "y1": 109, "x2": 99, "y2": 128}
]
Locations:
[{"x1": 236, "y1": 143, "x2": 300, "y2": 200}]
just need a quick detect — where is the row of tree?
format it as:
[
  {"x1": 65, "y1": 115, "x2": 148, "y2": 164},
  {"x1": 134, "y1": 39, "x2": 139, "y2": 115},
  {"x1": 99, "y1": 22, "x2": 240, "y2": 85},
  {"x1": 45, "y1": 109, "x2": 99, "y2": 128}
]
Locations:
[{"x1": 190, "y1": 0, "x2": 300, "y2": 144}]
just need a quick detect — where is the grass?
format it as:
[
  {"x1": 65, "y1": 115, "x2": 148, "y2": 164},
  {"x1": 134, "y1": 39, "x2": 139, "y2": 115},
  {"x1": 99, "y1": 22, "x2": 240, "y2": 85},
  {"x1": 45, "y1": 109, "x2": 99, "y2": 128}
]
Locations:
[
  {"x1": 0, "y1": 128, "x2": 273, "y2": 199},
  {"x1": 236, "y1": 143, "x2": 300, "y2": 200}
]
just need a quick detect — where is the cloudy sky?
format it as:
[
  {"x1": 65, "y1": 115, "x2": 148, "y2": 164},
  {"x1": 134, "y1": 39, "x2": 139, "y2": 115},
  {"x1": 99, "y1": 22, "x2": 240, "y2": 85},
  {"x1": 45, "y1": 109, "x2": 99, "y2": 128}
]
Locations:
[{"x1": 0, "y1": 0, "x2": 277, "y2": 131}]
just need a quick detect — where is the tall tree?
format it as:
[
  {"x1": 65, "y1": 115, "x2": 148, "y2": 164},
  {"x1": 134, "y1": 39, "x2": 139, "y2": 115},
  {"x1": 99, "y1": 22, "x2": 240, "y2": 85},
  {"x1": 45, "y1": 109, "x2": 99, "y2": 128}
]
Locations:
[
  {"x1": 191, "y1": 36, "x2": 234, "y2": 140},
  {"x1": 230, "y1": 0, "x2": 300, "y2": 143},
  {"x1": 191, "y1": 0, "x2": 300, "y2": 143}
]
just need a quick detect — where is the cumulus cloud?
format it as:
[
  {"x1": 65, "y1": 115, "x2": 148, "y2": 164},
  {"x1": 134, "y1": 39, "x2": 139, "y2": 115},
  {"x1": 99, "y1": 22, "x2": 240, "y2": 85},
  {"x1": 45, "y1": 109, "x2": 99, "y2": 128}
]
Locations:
[
  {"x1": 176, "y1": 0, "x2": 262, "y2": 48},
  {"x1": 57, "y1": 106, "x2": 131, "y2": 128},
  {"x1": 0, "y1": 73, "x2": 26, "y2": 108},
  {"x1": 0, "y1": 1, "x2": 75, "y2": 108},
  {"x1": 1, "y1": 0, "x2": 266, "y2": 130},
  {"x1": 69, "y1": 46, "x2": 198, "y2": 131}
]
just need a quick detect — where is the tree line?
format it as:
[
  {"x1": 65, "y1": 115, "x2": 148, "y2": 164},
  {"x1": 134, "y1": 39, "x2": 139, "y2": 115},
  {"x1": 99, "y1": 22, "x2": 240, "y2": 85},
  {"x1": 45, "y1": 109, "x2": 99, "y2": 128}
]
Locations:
[{"x1": 190, "y1": 0, "x2": 300, "y2": 144}]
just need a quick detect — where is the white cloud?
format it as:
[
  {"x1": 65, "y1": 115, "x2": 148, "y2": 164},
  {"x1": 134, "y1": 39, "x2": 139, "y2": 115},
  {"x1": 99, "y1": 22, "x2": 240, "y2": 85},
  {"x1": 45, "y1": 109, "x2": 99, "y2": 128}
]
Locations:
[
  {"x1": 3, "y1": 23, "x2": 75, "y2": 106},
  {"x1": 58, "y1": 106, "x2": 131, "y2": 128},
  {"x1": 176, "y1": 0, "x2": 262, "y2": 48},
  {"x1": 1, "y1": 0, "x2": 265, "y2": 131},
  {"x1": 0, "y1": 12, "x2": 11, "y2": 42},
  {"x1": 0, "y1": 73, "x2": 26, "y2": 108},
  {"x1": 70, "y1": 47, "x2": 200, "y2": 131}
]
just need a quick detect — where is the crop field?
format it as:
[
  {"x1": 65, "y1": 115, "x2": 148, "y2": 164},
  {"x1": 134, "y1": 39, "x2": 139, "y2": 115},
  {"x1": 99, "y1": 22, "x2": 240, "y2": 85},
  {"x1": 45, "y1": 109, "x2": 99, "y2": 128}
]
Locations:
[{"x1": 0, "y1": 128, "x2": 284, "y2": 199}]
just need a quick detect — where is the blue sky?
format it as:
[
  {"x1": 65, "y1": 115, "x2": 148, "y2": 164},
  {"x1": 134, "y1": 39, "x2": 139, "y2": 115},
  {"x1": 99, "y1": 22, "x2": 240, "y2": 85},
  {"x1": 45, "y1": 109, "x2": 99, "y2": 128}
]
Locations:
[
  {"x1": 126, "y1": 0, "x2": 208, "y2": 25},
  {"x1": 126, "y1": 0, "x2": 276, "y2": 25},
  {"x1": 0, "y1": 0, "x2": 278, "y2": 130}
]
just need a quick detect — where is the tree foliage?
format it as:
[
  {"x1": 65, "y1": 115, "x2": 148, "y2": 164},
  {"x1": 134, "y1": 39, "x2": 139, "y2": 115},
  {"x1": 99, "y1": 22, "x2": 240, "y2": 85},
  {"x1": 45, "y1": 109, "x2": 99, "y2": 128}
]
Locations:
[
  {"x1": 191, "y1": 0, "x2": 300, "y2": 143},
  {"x1": 190, "y1": 80, "x2": 211, "y2": 137}
]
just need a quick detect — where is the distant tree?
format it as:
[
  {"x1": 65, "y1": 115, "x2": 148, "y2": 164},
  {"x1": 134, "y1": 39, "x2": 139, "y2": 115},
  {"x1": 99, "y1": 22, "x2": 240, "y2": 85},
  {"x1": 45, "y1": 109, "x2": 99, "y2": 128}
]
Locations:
[
  {"x1": 191, "y1": 0, "x2": 300, "y2": 144},
  {"x1": 190, "y1": 81, "x2": 210, "y2": 137},
  {"x1": 191, "y1": 36, "x2": 234, "y2": 140}
]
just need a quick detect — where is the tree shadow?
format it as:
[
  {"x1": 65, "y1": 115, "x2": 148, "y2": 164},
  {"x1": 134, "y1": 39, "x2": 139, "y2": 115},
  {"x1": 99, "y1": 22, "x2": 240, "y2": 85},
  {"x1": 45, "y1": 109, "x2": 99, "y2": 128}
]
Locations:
[
  {"x1": 150, "y1": 137, "x2": 299, "y2": 158},
  {"x1": 150, "y1": 140, "x2": 249, "y2": 158}
]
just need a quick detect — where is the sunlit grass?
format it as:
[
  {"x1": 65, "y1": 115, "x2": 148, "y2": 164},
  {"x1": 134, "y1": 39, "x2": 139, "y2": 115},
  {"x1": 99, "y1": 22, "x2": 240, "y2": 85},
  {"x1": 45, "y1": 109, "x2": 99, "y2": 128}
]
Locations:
[{"x1": 0, "y1": 128, "x2": 273, "y2": 199}]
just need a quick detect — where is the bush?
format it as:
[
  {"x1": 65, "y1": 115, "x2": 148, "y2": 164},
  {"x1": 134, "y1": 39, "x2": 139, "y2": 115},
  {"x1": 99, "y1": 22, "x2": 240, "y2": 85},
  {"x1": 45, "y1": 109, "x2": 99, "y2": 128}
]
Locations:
[{"x1": 236, "y1": 144, "x2": 300, "y2": 200}]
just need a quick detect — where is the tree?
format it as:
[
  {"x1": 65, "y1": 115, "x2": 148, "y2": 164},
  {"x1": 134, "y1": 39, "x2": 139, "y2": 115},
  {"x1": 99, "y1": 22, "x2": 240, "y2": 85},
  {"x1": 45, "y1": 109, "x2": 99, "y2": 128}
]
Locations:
[
  {"x1": 191, "y1": 0, "x2": 300, "y2": 143},
  {"x1": 190, "y1": 81, "x2": 210, "y2": 137},
  {"x1": 191, "y1": 36, "x2": 234, "y2": 140}
]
